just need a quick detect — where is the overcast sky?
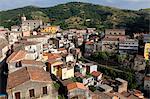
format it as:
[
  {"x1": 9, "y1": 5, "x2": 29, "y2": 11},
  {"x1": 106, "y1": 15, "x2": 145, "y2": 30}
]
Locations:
[{"x1": 0, "y1": 0, "x2": 150, "y2": 11}]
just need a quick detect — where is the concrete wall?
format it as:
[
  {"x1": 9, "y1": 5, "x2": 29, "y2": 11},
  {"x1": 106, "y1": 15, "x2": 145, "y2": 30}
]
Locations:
[
  {"x1": 118, "y1": 82, "x2": 128, "y2": 93},
  {"x1": 66, "y1": 54, "x2": 74, "y2": 62},
  {"x1": 62, "y1": 67, "x2": 74, "y2": 80},
  {"x1": 83, "y1": 77, "x2": 94, "y2": 86},
  {"x1": 89, "y1": 65, "x2": 97, "y2": 73}
]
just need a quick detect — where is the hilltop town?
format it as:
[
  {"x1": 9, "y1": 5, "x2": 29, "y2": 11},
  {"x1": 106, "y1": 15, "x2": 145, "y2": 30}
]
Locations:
[{"x1": 0, "y1": 7, "x2": 150, "y2": 99}]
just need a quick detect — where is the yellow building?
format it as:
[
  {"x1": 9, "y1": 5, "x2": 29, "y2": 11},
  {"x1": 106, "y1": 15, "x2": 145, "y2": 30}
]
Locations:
[
  {"x1": 48, "y1": 60, "x2": 74, "y2": 80},
  {"x1": 144, "y1": 43, "x2": 150, "y2": 60},
  {"x1": 45, "y1": 52, "x2": 74, "y2": 80},
  {"x1": 60, "y1": 66, "x2": 74, "y2": 80},
  {"x1": 40, "y1": 26, "x2": 60, "y2": 34}
]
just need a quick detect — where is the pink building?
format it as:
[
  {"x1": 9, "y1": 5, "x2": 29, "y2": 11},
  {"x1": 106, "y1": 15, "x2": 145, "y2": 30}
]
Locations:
[{"x1": 22, "y1": 31, "x2": 30, "y2": 37}]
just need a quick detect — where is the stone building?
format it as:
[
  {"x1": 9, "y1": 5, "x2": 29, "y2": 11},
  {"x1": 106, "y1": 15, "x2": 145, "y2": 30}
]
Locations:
[
  {"x1": 102, "y1": 38, "x2": 119, "y2": 52},
  {"x1": 21, "y1": 15, "x2": 42, "y2": 31},
  {"x1": 133, "y1": 55, "x2": 146, "y2": 71},
  {"x1": 7, "y1": 66, "x2": 57, "y2": 99},
  {"x1": 102, "y1": 29, "x2": 127, "y2": 52},
  {"x1": 115, "y1": 78, "x2": 128, "y2": 93},
  {"x1": 67, "y1": 82, "x2": 90, "y2": 99},
  {"x1": 0, "y1": 37, "x2": 9, "y2": 61},
  {"x1": 84, "y1": 41, "x2": 95, "y2": 56}
]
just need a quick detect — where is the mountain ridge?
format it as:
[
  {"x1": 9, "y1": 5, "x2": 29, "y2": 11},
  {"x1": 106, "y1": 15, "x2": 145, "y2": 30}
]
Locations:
[{"x1": 0, "y1": 2, "x2": 149, "y2": 34}]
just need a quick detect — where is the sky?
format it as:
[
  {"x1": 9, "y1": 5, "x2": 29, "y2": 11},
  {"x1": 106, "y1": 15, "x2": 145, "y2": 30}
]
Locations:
[{"x1": 0, "y1": 0, "x2": 150, "y2": 11}]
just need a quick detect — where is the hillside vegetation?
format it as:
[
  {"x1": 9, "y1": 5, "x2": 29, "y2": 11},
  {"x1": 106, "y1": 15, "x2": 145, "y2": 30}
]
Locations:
[{"x1": 0, "y1": 2, "x2": 149, "y2": 34}]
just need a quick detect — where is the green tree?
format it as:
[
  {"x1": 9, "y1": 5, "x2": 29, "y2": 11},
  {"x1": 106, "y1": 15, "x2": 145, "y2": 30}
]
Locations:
[
  {"x1": 53, "y1": 82, "x2": 60, "y2": 90},
  {"x1": 89, "y1": 85, "x2": 96, "y2": 92},
  {"x1": 117, "y1": 54, "x2": 126, "y2": 63},
  {"x1": 58, "y1": 95, "x2": 65, "y2": 99}
]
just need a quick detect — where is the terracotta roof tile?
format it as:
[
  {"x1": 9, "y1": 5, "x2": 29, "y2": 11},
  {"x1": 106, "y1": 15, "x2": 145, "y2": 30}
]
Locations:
[
  {"x1": 49, "y1": 55, "x2": 62, "y2": 60},
  {"x1": 6, "y1": 50, "x2": 27, "y2": 63},
  {"x1": 67, "y1": 82, "x2": 87, "y2": 90},
  {"x1": 48, "y1": 60, "x2": 63, "y2": 66},
  {"x1": 21, "y1": 60, "x2": 45, "y2": 67},
  {"x1": 91, "y1": 71, "x2": 102, "y2": 77},
  {"x1": 58, "y1": 48, "x2": 66, "y2": 51},
  {"x1": 44, "y1": 53, "x2": 62, "y2": 60},
  {"x1": 85, "y1": 41, "x2": 94, "y2": 45},
  {"x1": 7, "y1": 66, "x2": 51, "y2": 89}
]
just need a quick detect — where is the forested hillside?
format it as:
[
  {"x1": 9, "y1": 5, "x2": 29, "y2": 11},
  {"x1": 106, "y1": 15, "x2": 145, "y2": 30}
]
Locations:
[{"x1": 0, "y1": 2, "x2": 149, "y2": 34}]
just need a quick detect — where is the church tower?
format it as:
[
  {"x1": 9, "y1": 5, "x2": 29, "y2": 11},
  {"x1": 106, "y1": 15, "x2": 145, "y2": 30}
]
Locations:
[{"x1": 21, "y1": 14, "x2": 26, "y2": 22}]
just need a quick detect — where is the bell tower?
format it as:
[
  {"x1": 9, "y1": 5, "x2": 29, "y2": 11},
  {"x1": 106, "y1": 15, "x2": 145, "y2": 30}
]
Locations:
[{"x1": 21, "y1": 14, "x2": 26, "y2": 22}]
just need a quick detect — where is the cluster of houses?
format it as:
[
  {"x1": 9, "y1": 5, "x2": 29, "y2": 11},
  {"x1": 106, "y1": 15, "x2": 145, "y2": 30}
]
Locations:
[
  {"x1": 84, "y1": 29, "x2": 139, "y2": 56},
  {"x1": 0, "y1": 15, "x2": 149, "y2": 99}
]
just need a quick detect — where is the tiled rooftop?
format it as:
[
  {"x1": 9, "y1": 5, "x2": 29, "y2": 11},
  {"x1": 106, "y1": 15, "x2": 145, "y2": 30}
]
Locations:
[
  {"x1": 67, "y1": 82, "x2": 87, "y2": 90},
  {"x1": 7, "y1": 66, "x2": 51, "y2": 89},
  {"x1": 6, "y1": 50, "x2": 27, "y2": 63}
]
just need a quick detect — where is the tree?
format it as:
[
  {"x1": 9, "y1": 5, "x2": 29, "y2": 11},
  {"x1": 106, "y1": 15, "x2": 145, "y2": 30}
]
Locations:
[
  {"x1": 117, "y1": 54, "x2": 126, "y2": 63},
  {"x1": 58, "y1": 95, "x2": 65, "y2": 99},
  {"x1": 100, "y1": 51, "x2": 109, "y2": 65},
  {"x1": 89, "y1": 85, "x2": 96, "y2": 92},
  {"x1": 53, "y1": 82, "x2": 60, "y2": 90}
]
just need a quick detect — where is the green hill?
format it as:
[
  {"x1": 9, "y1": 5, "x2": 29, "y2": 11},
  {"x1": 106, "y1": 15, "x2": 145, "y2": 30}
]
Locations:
[{"x1": 0, "y1": 2, "x2": 149, "y2": 34}]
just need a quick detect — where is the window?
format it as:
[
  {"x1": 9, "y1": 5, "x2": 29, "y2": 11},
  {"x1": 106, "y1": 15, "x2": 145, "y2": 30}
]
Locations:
[
  {"x1": 29, "y1": 89, "x2": 35, "y2": 98},
  {"x1": 16, "y1": 61, "x2": 21, "y2": 67},
  {"x1": 15, "y1": 92, "x2": 21, "y2": 99},
  {"x1": 43, "y1": 86, "x2": 47, "y2": 95}
]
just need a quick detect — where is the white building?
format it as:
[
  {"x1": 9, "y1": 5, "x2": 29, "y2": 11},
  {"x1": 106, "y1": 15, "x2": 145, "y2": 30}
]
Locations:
[{"x1": 119, "y1": 39, "x2": 139, "y2": 54}]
